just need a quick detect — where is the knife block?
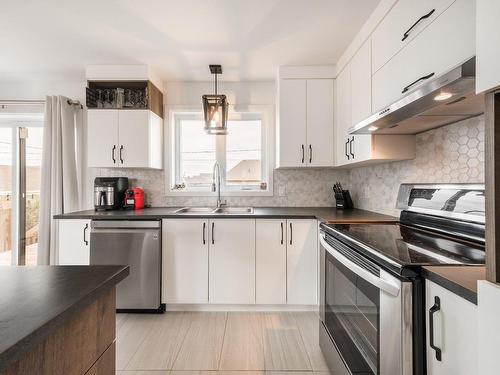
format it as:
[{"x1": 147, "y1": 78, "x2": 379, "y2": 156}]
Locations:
[{"x1": 334, "y1": 189, "x2": 354, "y2": 209}]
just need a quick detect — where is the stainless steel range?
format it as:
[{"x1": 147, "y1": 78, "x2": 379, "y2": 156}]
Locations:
[{"x1": 319, "y1": 184, "x2": 485, "y2": 375}]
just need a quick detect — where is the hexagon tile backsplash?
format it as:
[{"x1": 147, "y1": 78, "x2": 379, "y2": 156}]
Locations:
[
  {"x1": 88, "y1": 115, "x2": 484, "y2": 216},
  {"x1": 86, "y1": 167, "x2": 350, "y2": 208},
  {"x1": 349, "y1": 115, "x2": 485, "y2": 216}
]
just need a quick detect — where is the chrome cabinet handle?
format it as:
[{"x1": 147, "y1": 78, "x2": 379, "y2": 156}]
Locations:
[
  {"x1": 211, "y1": 222, "x2": 215, "y2": 245},
  {"x1": 280, "y1": 222, "x2": 284, "y2": 245},
  {"x1": 83, "y1": 223, "x2": 89, "y2": 246},
  {"x1": 429, "y1": 296, "x2": 442, "y2": 361},
  {"x1": 119, "y1": 145, "x2": 124, "y2": 164},
  {"x1": 345, "y1": 139, "x2": 350, "y2": 160},
  {"x1": 402, "y1": 8, "x2": 435, "y2": 41},
  {"x1": 112, "y1": 145, "x2": 116, "y2": 164},
  {"x1": 289, "y1": 222, "x2": 293, "y2": 245},
  {"x1": 203, "y1": 222, "x2": 206, "y2": 245},
  {"x1": 301, "y1": 145, "x2": 305, "y2": 163},
  {"x1": 349, "y1": 137, "x2": 354, "y2": 158},
  {"x1": 309, "y1": 145, "x2": 312, "y2": 163},
  {"x1": 402, "y1": 72, "x2": 435, "y2": 93}
]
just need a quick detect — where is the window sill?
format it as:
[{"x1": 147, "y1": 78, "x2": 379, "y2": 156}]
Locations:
[{"x1": 165, "y1": 189, "x2": 274, "y2": 197}]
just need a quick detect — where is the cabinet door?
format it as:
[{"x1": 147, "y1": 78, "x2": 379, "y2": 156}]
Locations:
[
  {"x1": 349, "y1": 135, "x2": 372, "y2": 164},
  {"x1": 256, "y1": 219, "x2": 287, "y2": 304},
  {"x1": 372, "y1": 0, "x2": 456, "y2": 74},
  {"x1": 351, "y1": 38, "x2": 372, "y2": 126},
  {"x1": 278, "y1": 79, "x2": 307, "y2": 168},
  {"x1": 209, "y1": 219, "x2": 255, "y2": 304},
  {"x1": 476, "y1": 0, "x2": 500, "y2": 93},
  {"x1": 162, "y1": 219, "x2": 208, "y2": 304},
  {"x1": 58, "y1": 219, "x2": 90, "y2": 265},
  {"x1": 118, "y1": 110, "x2": 150, "y2": 168},
  {"x1": 286, "y1": 219, "x2": 317, "y2": 305},
  {"x1": 372, "y1": 0, "x2": 475, "y2": 112},
  {"x1": 426, "y1": 280, "x2": 477, "y2": 375},
  {"x1": 334, "y1": 66, "x2": 352, "y2": 166},
  {"x1": 87, "y1": 110, "x2": 119, "y2": 168},
  {"x1": 306, "y1": 79, "x2": 334, "y2": 167}
]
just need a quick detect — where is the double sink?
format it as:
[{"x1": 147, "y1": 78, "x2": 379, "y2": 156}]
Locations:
[{"x1": 173, "y1": 206, "x2": 254, "y2": 215}]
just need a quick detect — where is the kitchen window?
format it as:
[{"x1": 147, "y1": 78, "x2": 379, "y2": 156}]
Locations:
[{"x1": 168, "y1": 106, "x2": 273, "y2": 195}]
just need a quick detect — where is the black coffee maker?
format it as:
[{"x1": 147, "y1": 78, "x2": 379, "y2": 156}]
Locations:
[{"x1": 94, "y1": 177, "x2": 129, "y2": 211}]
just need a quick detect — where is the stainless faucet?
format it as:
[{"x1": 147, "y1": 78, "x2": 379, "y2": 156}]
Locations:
[{"x1": 212, "y1": 161, "x2": 225, "y2": 208}]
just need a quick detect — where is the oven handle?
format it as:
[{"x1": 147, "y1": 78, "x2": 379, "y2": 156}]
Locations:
[{"x1": 319, "y1": 235, "x2": 401, "y2": 297}]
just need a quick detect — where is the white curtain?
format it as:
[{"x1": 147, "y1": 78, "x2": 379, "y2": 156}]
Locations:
[{"x1": 38, "y1": 96, "x2": 83, "y2": 265}]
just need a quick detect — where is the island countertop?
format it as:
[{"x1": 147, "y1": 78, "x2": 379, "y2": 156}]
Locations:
[
  {"x1": 54, "y1": 206, "x2": 398, "y2": 223},
  {"x1": 0, "y1": 265, "x2": 129, "y2": 373}
]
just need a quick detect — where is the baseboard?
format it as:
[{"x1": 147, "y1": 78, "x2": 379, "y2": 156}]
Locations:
[{"x1": 164, "y1": 304, "x2": 319, "y2": 312}]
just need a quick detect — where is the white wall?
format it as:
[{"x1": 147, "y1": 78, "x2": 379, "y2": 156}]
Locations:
[
  {"x1": 165, "y1": 81, "x2": 275, "y2": 106},
  {"x1": 0, "y1": 75, "x2": 86, "y2": 102}
]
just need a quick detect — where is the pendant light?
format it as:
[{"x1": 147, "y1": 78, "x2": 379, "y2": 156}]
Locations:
[{"x1": 202, "y1": 64, "x2": 228, "y2": 135}]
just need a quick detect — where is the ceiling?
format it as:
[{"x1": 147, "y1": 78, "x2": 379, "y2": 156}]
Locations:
[{"x1": 0, "y1": 0, "x2": 379, "y2": 82}]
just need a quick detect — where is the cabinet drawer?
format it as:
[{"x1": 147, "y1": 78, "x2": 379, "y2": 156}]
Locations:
[
  {"x1": 372, "y1": 0, "x2": 455, "y2": 74},
  {"x1": 372, "y1": 0, "x2": 474, "y2": 112}
]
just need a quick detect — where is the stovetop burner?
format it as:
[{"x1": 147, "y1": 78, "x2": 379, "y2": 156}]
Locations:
[
  {"x1": 322, "y1": 184, "x2": 486, "y2": 276},
  {"x1": 322, "y1": 222, "x2": 485, "y2": 271}
]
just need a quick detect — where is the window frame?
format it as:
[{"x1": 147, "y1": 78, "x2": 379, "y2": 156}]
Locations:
[{"x1": 166, "y1": 104, "x2": 274, "y2": 197}]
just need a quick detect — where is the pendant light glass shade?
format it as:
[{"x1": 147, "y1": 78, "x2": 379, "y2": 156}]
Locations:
[
  {"x1": 202, "y1": 94, "x2": 228, "y2": 135},
  {"x1": 202, "y1": 64, "x2": 228, "y2": 135}
]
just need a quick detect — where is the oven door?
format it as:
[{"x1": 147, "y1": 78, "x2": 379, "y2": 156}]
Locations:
[{"x1": 319, "y1": 231, "x2": 412, "y2": 375}]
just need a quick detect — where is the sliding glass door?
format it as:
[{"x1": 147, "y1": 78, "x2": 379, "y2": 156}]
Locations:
[{"x1": 0, "y1": 110, "x2": 44, "y2": 265}]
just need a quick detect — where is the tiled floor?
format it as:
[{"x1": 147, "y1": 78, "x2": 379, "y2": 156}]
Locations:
[{"x1": 116, "y1": 311, "x2": 330, "y2": 375}]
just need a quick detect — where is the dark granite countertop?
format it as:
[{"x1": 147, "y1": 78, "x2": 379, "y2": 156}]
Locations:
[
  {"x1": 54, "y1": 206, "x2": 398, "y2": 223},
  {"x1": 422, "y1": 265, "x2": 486, "y2": 305},
  {"x1": 0, "y1": 266, "x2": 129, "y2": 372}
]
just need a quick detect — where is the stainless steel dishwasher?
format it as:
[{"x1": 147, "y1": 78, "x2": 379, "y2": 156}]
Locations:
[{"x1": 90, "y1": 220, "x2": 163, "y2": 312}]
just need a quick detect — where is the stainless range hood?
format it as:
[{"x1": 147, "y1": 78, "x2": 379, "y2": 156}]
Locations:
[{"x1": 349, "y1": 57, "x2": 484, "y2": 135}]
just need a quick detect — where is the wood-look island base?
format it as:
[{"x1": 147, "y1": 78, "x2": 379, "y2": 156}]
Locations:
[{"x1": 0, "y1": 266, "x2": 129, "y2": 375}]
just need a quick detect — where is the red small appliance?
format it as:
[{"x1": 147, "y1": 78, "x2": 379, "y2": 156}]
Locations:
[{"x1": 124, "y1": 187, "x2": 145, "y2": 210}]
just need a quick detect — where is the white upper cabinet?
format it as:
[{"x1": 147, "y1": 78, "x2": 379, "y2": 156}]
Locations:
[
  {"x1": 87, "y1": 110, "x2": 119, "y2": 168},
  {"x1": 351, "y1": 38, "x2": 372, "y2": 126},
  {"x1": 278, "y1": 79, "x2": 307, "y2": 167},
  {"x1": 372, "y1": 0, "x2": 475, "y2": 112},
  {"x1": 87, "y1": 109, "x2": 163, "y2": 169},
  {"x1": 335, "y1": 38, "x2": 415, "y2": 167},
  {"x1": 335, "y1": 65, "x2": 352, "y2": 166},
  {"x1": 306, "y1": 79, "x2": 335, "y2": 167},
  {"x1": 372, "y1": 0, "x2": 456, "y2": 74},
  {"x1": 476, "y1": 0, "x2": 500, "y2": 93},
  {"x1": 277, "y1": 77, "x2": 334, "y2": 168}
]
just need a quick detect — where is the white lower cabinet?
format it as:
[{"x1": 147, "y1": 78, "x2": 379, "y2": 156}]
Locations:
[
  {"x1": 209, "y1": 219, "x2": 256, "y2": 304},
  {"x1": 161, "y1": 217, "x2": 318, "y2": 306},
  {"x1": 57, "y1": 219, "x2": 91, "y2": 265},
  {"x1": 426, "y1": 279, "x2": 477, "y2": 375},
  {"x1": 256, "y1": 219, "x2": 287, "y2": 304},
  {"x1": 162, "y1": 219, "x2": 209, "y2": 304},
  {"x1": 286, "y1": 219, "x2": 318, "y2": 305}
]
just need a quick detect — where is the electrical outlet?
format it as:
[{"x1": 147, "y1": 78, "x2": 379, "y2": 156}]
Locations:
[{"x1": 279, "y1": 185, "x2": 286, "y2": 197}]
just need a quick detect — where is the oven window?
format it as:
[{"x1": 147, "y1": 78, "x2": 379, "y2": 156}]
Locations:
[{"x1": 325, "y1": 251, "x2": 380, "y2": 374}]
